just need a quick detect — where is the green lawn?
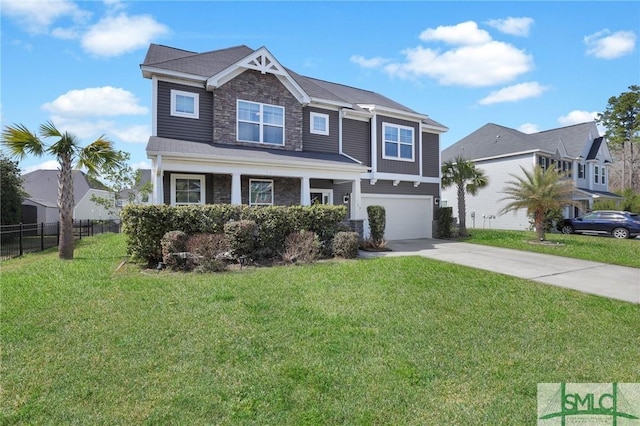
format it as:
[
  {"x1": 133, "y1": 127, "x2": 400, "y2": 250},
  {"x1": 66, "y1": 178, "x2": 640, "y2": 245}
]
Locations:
[
  {"x1": 462, "y1": 229, "x2": 640, "y2": 268},
  {"x1": 2, "y1": 234, "x2": 638, "y2": 424}
]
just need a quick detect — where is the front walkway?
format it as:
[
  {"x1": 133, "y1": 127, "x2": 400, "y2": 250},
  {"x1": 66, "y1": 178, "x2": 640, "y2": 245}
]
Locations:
[{"x1": 359, "y1": 239, "x2": 640, "y2": 304}]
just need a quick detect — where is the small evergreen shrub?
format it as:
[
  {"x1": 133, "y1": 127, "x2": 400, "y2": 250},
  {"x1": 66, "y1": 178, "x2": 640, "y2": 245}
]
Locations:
[
  {"x1": 281, "y1": 230, "x2": 320, "y2": 264},
  {"x1": 332, "y1": 231, "x2": 360, "y2": 259},
  {"x1": 435, "y1": 207, "x2": 454, "y2": 239},
  {"x1": 224, "y1": 220, "x2": 258, "y2": 260},
  {"x1": 366, "y1": 205, "x2": 386, "y2": 246},
  {"x1": 160, "y1": 230, "x2": 189, "y2": 270}
]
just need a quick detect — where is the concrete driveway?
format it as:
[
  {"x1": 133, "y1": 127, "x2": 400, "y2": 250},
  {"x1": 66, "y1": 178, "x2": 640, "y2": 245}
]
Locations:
[{"x1": 359, "y1": 239, "x2": 640, "y2": 304}]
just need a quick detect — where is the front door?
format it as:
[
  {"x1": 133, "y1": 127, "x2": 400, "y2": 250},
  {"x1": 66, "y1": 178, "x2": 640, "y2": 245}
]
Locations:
[{"x1": 310, "y1": 189, "x2": 333, "y2": 205}]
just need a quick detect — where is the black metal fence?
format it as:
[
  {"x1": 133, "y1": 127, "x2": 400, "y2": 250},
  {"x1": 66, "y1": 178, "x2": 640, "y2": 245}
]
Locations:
[{"x1": 0, "y1": 220, "x2": 121, "y2": 259}]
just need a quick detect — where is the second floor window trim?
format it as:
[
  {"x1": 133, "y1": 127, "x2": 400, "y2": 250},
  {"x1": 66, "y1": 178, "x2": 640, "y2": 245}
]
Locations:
[
  {"x1": 310, "y1": 112, "x2": 329, "y2": 135},
  {"x1": 382, "y1": 122, "x2": 414, "y2": 162},
  {"x1": 170, "y1": 89, "x2": 199, "y2": 119},
  {"x1": 237, "y1": 100, "x2": 285, "y2": 145}
]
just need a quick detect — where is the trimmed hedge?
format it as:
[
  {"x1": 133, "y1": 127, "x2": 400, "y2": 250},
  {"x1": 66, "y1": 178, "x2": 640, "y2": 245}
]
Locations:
[
  {"x1": 366, "y1": 205, "x2": 386, "y2": 244},
  {"x1": 121, "y1": 204, "x2": 347, "y2": 265},
  {"x1": 435, "y1": 207, "x2": 454, "y2": 239}
]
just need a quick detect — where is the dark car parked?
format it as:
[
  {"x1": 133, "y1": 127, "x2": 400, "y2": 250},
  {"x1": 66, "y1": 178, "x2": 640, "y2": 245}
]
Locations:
[{"x1": 557, "y1": 210, "x2": 640, "y2": 239}]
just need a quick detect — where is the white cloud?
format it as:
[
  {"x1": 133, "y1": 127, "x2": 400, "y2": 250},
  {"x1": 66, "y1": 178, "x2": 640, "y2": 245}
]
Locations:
[
  {"x1": 385, "y1": 41, "x2": 533, "y2": 87},
  {"x1": 584, "y1": 30, "x2": 636, "y2": 59},
  {"x1": 110, "y1": 124, "x2": 151, "y2": 144},
  {"x1": 350, "y1": 54, "x2": 390, "y2": 68},
  {"x1": 419, "y1": 21, "x2": 491, "y2": 45},
  {"x1": 51, "y1": 27, "x2": 81, "y2": 40},
  {"x1": 485, "y1": 17, "x2": 534, "y2": 37},
  {"x1": 24, "y1": 160, "x2": 60, "y2": 174},
  {"x1": 131, "y1": 160, "x2": 152, "y2": 171},
  {"x1": 81, "y1": 13, "x2": 169, "y2": 57},
  {"x1": 558, "y1": 110, "x2": 599, "y2": 126},
  {"x1": 478, "y1": 82, "x2": 548, "y2": 105},
  {"x1": 0, "y1": 0, "x2": 90, "y2": 34},
  {"x1": 42, "y1": 87, "x2": 148, "y2": 118},
  {"x1": 518, "y1": 123, "x2": 539, "y2": 134}
]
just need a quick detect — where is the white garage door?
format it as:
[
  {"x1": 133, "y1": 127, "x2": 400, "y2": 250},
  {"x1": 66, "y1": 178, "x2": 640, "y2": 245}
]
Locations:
[{"x1": 361, "y1": 194, "x2": 433, "y2": 240}]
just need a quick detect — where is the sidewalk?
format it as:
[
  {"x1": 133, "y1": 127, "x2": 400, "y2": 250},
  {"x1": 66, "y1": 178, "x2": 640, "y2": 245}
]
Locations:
[{"x1": 359, "y1": 239, "x2": 640, "y2": 304}]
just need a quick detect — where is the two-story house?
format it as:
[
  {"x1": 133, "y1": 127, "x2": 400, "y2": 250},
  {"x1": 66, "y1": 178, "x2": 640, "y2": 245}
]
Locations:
[
  {"x1": 441, "y1": 122, "x2": 622, "y2": 231},
  {"x1": 140, "y1": 44, "x2": 447, "y2": 240}
]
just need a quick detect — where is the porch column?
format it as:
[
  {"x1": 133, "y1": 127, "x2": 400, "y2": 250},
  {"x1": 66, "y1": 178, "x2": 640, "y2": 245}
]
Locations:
[
  {"x1": 231, "y1": 173, "x2": 241, "y2": 205},
  {"x1": 153, "y1": 155, "x2": 164, "y2": 204},
  {"x1": 300, "y1": 177, "x2": 311, "y2": 206},
  {"x1": 350, "y1": 178, "x2": 362, "y2": 220}
]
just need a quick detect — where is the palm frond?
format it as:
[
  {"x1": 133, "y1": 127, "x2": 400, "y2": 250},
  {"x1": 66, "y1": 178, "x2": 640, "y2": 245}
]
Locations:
[{"x1": 1, "y1": 124, "x2": 46, "y2": 160}]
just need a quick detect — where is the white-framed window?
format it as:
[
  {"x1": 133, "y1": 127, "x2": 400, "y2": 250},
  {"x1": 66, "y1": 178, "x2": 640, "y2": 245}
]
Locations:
[
  {"x1": 310, "y1": 189, "x2": 333, "y2": 205},
  {"x1": 382, "y1": 123, "x2": 414, "y2": 161},
  {"x1": 310, "y1": 112, "x2": 329, "y2": 135},
  {"x1": 594, "y1": 166, "x2": 599, "y2": 184},
  {"x1": 170, "y1": 90, "x2": 199, "y2": 119},
  {"x1": 578, "y1": 164, "x2": 585, "y2": 179},
  {"x1": 170, "y1": 174, "x2": 205, "y2": 205},
  {"x1": 249, "y1": 179, "x2": 274, "y2": 206},
  {"x1": 237, "y1": 100, "x2": 284, "y2": 145},
  {"x1": 601, "y1": 167, "x2": 606, "y2": 184}
]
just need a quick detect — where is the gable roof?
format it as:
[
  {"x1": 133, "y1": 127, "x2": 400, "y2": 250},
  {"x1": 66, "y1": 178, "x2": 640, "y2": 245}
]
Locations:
[
  {"x1": 21, "y1": 170, "x2": 108, "y2": 207},
  {"x1": 141, "y1": 44, "x2": 447, "y2": 130},
  {"x1": 442, "y1": 121, "x2": 602, "y2": 162}
]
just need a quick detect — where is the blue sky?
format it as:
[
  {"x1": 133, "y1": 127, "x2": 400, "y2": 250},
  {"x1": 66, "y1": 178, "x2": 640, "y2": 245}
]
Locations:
[{"x1": 1, "y1": 1, "x2": 638, "y2": 174}]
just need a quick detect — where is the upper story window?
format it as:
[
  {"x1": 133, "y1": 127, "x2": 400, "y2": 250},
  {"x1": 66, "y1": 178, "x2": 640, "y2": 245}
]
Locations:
[
  {"x1": 237, "y1": 100, "x2": 284, "y2": 145},
  {"x1": 594, "y1": 166, "x2": 599, "y2": 184},
  {"x1": 601, "y1": 167, "x2": 606, "y2": 185},
  {"x1": 249, "y1": 179, "x2": 273, "y2": 206},
  {"x1": 170, "y1": 174, "x2": 205, "y2": 205},
  {"x1": 578, "y1": 164, "x2": 585, "y2": 179},
  {"x1": 383, "y1": 123, "x2": 414, "y2": 161},
  {"x1": 310, "y1": 112, "x2": 329, "y2": 135},
  {"x1": 170, "y1": 90, "x2": 199, "y2": 119}
]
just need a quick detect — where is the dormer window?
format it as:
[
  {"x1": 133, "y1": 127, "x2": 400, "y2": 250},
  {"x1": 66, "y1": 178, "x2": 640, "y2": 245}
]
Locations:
[
  {"x1": 237, "y1": 100, "x2": 284, "y2": 145},
  {"x1": 170, "y1": 90, "x2": 199, "y2": 119}
]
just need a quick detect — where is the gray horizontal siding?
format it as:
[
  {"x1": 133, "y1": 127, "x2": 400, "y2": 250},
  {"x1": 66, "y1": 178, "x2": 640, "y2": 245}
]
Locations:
[
  {"x1": 302, "y1": 107, "x2": 339, "y2": 153},
  {"x1": 342, "y1": 119, "x2": 370, "y2": 166},
  {"x1": 422, "y1": 132, "x2": 440, "y2": 178},
  {"x1": 377, "y1": 115, "x2": 419, "y2": 175},
  {"x1": 157, "y1": 81, "x2": 213, "y2": 143}
]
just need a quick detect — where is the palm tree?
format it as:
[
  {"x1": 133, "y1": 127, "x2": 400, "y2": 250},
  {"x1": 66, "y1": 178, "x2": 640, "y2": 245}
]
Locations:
[
  {"x1": 441, "y1": 156, "x2": 489, "y2": 237},
  {"x1": 499, "y1": 166, "x2": 577, "y2": 241},
  {"x1": 2, "y1": 121, "x2": 124, "y2": 259}
]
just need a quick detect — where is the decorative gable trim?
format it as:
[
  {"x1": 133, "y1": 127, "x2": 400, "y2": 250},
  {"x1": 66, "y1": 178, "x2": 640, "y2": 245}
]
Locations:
[{"x1": 206, "y1": 46, "x2": 311, "y2": 104}]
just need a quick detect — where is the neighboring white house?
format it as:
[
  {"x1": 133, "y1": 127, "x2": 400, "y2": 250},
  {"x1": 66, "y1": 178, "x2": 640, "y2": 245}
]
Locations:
[
  {"x1": 441, "y1": 122, "x2": 622, "y2": 231},
  {"x1": 21, "y1": 170, "x2": 117, "y2": 223}
]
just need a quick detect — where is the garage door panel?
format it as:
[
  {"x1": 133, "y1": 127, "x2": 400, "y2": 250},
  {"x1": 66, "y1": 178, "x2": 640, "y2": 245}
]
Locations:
[{"x1": 361, "y1": 195, "x2": 432, "y2": 240}]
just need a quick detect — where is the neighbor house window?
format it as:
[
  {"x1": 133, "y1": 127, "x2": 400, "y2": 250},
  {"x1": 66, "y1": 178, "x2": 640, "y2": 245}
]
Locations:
[
  {"x1": 310, "y1": 112, "x2": 329, "y2": 135},
  {"x1": 249, "y1": 179, "x2": 273, "y2": 206},
  {"x1": 383, "y1": 123, "x2": 414, "y2": 161},
  {"x1": 578, "y1": 164, "x2": 585, "y2": 179},
  {"x1": 601, "y1": 168, "x2": 606, "y2": 185},
  {"x1": 237, "y1": 100, "x2": 284, "y2": 145},
  {"x1": 594, "y1": 166, "x2": 599, "y2": 184},
  {"x1": 171, "y1": 174, "x2": 205, "y2": 205},
  {"x1": 170, "y1": 90, "x2": 199, "y2": 119}
]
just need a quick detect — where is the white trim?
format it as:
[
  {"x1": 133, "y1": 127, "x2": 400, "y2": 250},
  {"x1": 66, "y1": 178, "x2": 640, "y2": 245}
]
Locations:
[
  {"x1": 170, "y1": 89, "x2": 199, "y2": 119},
  {"x1": 310, "y1": 112, "x2": 329, "y2": 135},
  {"x1": 421, "y1": 122, "x2": 449, "y2": 133},
  {"x1": 170, "y1": 173, "x2": 205, "y2": 205},
  {"x1": 310, "y1": 188, "x2": 333, "y2": 205},
  {"x1": 141, "y1": 66, "x2": 207, "y2": 84},
  {"x1": 310, "y1": 98, "x2": 352, "y2": 109},
  {"x1": 358, "y1": 104, "x2": 428, "y2": 121},
  {"x1": 381, "y1": 122, "x2": 415, "y2": 162},
  {"x1": 237, "y1": 99, "x2": 285, "y2": 145},
  {"x1": 371, "y1": 113, "x2": 377, "y2": 173},
  {"x1": 249, "y1": 179, "x2": 274, "y2": 206},
  {"x1": 363, "y1": 172, "x2": 440, "y2": 185}
]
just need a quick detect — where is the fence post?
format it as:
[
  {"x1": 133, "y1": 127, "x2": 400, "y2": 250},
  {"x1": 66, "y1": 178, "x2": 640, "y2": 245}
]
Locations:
[
  {"x1": 40, "y1": 222, "x2": 44, "y2": 251},
  {"x1": 19, "y1": 223, "x2": 24, "y2": 257}
]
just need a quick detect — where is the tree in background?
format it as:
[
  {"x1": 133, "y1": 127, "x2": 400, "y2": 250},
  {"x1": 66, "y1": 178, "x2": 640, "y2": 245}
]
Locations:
[
  {"x1": 1, "y1": 122, "x2": 124, "y2": 260},
  {"x1": 0, "y1": 153, "x2": 26, "y2": 225},
  {"x1": 500, "y1": 166, "x2": 577, "y2": 241},
  {"x1": 441, "y1": 156, "x2": 489, "y2": 237},
  {"x1": 90, "y1": 152, "x2": 152, "y2": 218},
  {"x1": 597, "y1": 85, "x2": 640, "y2": 192}
]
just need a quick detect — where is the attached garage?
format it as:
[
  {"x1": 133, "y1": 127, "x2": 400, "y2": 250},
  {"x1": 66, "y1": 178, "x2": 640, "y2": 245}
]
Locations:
[{"x1": 361, "y1": 194, "x2": 433, "y2": 240}]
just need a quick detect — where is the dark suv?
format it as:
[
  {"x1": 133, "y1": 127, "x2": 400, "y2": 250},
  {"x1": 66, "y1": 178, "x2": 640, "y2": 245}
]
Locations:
[{"x1": 557, "y1": 210, "x2": 640, "y2": 239}]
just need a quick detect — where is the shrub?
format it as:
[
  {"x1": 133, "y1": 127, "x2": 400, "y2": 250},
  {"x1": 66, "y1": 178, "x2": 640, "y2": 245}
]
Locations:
[
  {"x1": 160, "y1": 230, "x2": 189, "y2": 270},
  {"x1": 224, "y1": 220, "x2": 258, "y2": 260},
  {"x1": 281, "y1": 230, "x2": 319, "y2": 264},
  {"x1": 186, "y1": 233, "x2": 230, "y2": 272},
  {"x1": 435, "y1": 207, "x2": 454, "y2": 239},
  {"x1": 332, "y1": 231, "x2": 360, "y2": 259},
  {"x1": 366, "y1": 205, "x2": 386, "y2": 246},
  {"x1": 528, "y1": 208, "x2": 564, "y2": 233}
]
